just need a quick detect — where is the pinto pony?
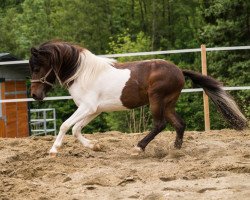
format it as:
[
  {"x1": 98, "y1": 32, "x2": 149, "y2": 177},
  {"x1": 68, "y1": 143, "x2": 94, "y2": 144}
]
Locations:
[{"x1": 29, "y1": 41, "x2": 247, "y2": 156}]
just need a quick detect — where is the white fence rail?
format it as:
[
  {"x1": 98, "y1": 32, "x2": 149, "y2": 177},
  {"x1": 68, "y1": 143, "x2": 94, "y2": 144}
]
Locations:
[
  {"x1": 0, "y1": 86, "x2": 249, "y2": 103},
  {"x1": 101, "y1": 46, "x2": 250, "y2": 58},
  {"x1": 0, "y1": 46, "x2": 249, "y2": 64}
]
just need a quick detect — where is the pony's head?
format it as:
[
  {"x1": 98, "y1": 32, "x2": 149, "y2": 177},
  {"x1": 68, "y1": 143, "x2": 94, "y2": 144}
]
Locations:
[
  {"x1": 29, "y1": 46, "x2": 56, "y2": 100},
  {"x1": 29, "y1": 41, "x2": 82, "y2": 100}
]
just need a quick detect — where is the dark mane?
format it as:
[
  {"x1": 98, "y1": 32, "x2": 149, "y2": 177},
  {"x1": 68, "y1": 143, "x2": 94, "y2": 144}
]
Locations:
[{"x1": 30, "y1": 41, "x2": 84, "y2": 86}]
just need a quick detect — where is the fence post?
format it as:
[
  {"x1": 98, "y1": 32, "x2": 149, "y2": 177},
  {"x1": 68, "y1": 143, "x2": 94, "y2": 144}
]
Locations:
[{"x1": 201, "y1": 44, "x2": 210, "y2": 131}]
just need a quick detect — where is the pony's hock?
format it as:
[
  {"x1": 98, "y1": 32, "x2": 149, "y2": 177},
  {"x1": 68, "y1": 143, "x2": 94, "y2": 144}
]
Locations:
[{"x1": 29, "y1": 41, "x2": 248, "y2": 156}]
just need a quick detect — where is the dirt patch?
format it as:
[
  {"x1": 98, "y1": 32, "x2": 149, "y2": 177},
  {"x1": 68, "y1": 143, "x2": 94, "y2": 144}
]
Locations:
[{"x1": 0, "y1": 129, "x2": 250, "y2": 200}]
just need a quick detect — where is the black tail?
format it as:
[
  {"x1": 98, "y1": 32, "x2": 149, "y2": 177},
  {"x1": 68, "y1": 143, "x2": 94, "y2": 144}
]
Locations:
[{"x1": 182, "y1": 70, "x2": 247, "y2": 130}]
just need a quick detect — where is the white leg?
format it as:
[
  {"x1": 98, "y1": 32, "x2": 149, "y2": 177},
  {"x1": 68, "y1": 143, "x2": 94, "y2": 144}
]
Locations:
[
  {"x1": 72, "y1": 113, "x2": 100, "y2": 149},
  {"x1": 49, "y1": 105, "x2": 96, "y2": 155}
]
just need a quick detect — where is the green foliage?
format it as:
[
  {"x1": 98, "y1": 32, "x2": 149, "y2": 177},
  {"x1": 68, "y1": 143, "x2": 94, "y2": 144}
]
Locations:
[{"x1": 108, "y1": 31, "x2": 153, "y2": 61}]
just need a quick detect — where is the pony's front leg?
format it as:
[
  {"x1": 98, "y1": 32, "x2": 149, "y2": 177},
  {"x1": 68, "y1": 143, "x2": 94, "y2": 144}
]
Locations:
[
  {"x1": 72, "y1": 113, "x2": 101, "y2": 150},
  {"x1": 49, "y1": 105, "x2": 97, "y2": 156}
]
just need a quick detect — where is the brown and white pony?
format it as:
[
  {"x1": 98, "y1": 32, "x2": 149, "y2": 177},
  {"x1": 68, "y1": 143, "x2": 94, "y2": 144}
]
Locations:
[{"x1": 29, "y1": 41, "x2": 247, "y2": 156}]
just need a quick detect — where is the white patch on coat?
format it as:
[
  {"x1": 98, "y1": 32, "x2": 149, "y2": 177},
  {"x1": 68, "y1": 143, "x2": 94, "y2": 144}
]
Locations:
[{"x1": 68, "y1": 50, "x2": 131, "y2": 111}]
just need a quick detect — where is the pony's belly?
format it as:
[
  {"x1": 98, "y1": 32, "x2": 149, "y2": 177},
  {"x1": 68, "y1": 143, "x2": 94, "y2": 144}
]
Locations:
[{"x1": 97, "y1": 100, "x2": 128, "y2": 112}]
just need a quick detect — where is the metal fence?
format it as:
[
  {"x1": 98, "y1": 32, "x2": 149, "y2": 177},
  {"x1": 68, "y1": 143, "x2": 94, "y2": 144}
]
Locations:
[{"x1": 30, "y1": 108, "x2": 56, "y2": 136}]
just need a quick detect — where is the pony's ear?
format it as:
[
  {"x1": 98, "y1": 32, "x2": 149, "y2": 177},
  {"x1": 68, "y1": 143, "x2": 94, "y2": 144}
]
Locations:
[{"x1": 31, "y1": 47, "x2": 39, "y2": 56}]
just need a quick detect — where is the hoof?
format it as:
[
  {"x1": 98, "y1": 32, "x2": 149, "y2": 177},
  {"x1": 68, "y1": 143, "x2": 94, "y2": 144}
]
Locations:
[
  {"x1": 49, "y1": 152, "x2": 57, "y2": 157},
  {"x1": 174, "y1": 140, "x2": 183, "y2": 149},
  {"x1": 92, "y1": 143, "x2": 102, "y2": 151},
  {"x1": 174, "y1": 145, "x2": 182, "y2": 149},
  {"x1": 168, "y1": 142, "x2": 184, "y2": 159},
  {"x1": 168, "y1": 142, "x2": 176, "y2": 151},
  {"x1": 130, "y1": 146, "x2": 144, "y2": 156},
  {"x1": 49, "y1": 147, "x2": 58, "y2": 157},
  {"x1": 89, "y1": 140, "x2": 102, "y2": 151}
]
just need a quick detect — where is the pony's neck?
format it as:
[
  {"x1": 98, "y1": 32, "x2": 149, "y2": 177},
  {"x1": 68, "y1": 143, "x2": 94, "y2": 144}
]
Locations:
[
  {"x1": 71, "y1": 50, "x2": 116, "y2": 87},
  {"x1": 59, "y1": 50, "x2": 81, "y2": 87}
]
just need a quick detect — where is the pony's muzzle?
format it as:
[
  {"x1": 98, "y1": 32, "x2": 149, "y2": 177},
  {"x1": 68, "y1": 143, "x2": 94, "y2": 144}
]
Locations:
[
  {"x1": 31, "y1": 89, "x2": 45, "y2": 101},
  {"x1": 31, "y1": 93, "x2": 44, "y2": 101}
]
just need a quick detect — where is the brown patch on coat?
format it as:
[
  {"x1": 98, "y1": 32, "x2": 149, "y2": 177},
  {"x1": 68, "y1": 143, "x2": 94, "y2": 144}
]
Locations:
[{"x1": 114, "y1": 60, "x2": 185, "y2": 109}]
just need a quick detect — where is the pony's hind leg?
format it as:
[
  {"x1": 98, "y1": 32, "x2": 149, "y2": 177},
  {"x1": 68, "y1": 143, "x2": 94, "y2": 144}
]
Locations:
[
  {"x1": 136, "y1": 96, "x2": 167, "y2": 152},
  {"x1": 165, "y1": 109, "x2": 186, "y2": 149},
  {"x1": 137, "y1": 119, "x2": 167, "y2": 151}
]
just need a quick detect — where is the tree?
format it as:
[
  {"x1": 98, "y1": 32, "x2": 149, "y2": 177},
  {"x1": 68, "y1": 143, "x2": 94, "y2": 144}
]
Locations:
[{"x1": 199, "y1": 0, "x2": 250, "y2": 128}]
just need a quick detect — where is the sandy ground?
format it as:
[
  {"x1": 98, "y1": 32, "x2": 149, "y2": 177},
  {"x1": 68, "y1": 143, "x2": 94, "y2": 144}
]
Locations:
[{"x1": 0, "y1": 129, "x2": 250, "y2": 200}]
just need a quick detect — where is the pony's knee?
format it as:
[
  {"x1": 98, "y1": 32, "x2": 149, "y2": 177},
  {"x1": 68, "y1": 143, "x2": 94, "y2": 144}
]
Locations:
[{"x1": 60, "y1": 122, "x2": 70, "y2": 133}]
